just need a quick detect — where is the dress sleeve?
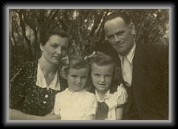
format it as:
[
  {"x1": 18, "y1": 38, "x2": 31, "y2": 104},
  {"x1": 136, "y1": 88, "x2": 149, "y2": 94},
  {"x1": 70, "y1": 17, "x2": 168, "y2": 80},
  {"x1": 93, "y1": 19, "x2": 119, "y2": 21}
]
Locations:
[
  {"x1": 86, "y1": 93, "x2": 98, "y2": 116},
  {"x1": 114, "y1": 84, "x2": 128, "y2": 107},
  {"x1": 54, "y1": 93, "x2": 61, "y2": 115},
  {"x1": 10, "y1": 64, "x2": 26, "y2": 109}
]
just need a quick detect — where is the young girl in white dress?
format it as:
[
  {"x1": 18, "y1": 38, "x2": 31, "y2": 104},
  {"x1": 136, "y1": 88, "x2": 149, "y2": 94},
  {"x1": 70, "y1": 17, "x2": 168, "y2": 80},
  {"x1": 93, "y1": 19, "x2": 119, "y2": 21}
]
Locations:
[
  {"x1": 86, "y1": 52, "x2": 128, "y2": 120},
  {"x1": 54, "y1": 55, "x2": 97, "y2": 120}
]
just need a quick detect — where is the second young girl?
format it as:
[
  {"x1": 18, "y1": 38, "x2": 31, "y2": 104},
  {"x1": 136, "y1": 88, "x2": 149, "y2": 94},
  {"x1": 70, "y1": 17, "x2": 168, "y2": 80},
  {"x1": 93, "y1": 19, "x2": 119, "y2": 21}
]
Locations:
[{"x1": 87, "y1": 52, "x2": 128, "y2": 120}]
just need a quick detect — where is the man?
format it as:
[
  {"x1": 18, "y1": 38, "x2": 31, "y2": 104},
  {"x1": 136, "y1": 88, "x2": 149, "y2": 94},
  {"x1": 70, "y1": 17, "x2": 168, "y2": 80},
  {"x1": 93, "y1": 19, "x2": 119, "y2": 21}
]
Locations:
[{"x1": 101, "y1": 12, "x2": 168, "y2": 120}]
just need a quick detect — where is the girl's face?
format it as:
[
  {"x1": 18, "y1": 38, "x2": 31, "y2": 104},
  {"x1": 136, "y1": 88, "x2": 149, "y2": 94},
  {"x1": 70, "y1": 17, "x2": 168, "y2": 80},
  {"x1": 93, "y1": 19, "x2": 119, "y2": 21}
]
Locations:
[
  {"x1": 67, "y1": 67, "x2": 89, "y2": 92},
  {"x1": 40, "y1": 35, "x2": 69, "y2": 65},
  {"x1": 91, "y1": 63, "x2": 114, "y2": 93}
]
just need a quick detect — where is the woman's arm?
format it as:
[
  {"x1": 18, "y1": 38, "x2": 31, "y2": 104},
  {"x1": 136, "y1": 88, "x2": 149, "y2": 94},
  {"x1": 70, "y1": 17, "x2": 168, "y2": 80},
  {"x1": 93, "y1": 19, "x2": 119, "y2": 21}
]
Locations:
[
  {"x1": 9, "y1": 108, "x2": 60, "y2": 120},
  {"x1": 115, "y1": 107, "x2": 124, "y2": 120}
]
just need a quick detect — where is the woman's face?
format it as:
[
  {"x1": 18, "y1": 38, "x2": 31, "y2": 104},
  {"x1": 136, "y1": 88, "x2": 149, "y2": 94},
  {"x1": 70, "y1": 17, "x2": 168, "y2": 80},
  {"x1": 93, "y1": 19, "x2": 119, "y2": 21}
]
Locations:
[{"x1": 40, "y1": 35, "x2": 69, "y2": 65}]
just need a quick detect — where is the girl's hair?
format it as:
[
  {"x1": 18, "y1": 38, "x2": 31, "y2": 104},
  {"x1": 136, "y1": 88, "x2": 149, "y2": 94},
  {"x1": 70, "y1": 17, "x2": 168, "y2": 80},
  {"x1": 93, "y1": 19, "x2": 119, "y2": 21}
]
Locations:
[
  {"x1": 41, "y1": 27, "x2": 70, "y2": 45},
  {"x1": 89, "y1": 52, "x2": 115, "y2": 69},
  {"x1": 66, "y1": 55, "x2": 89, "y2": 73}
]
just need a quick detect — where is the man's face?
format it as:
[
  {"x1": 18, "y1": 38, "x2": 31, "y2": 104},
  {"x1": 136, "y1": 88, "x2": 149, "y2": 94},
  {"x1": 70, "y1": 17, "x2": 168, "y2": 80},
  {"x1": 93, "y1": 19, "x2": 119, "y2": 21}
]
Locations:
[
  {"x1": 104, "y1": 17, "x2": 135, "y2": 56},
  {"x1": 40, "y1": 35, "x2": 69, "y2": 65}
]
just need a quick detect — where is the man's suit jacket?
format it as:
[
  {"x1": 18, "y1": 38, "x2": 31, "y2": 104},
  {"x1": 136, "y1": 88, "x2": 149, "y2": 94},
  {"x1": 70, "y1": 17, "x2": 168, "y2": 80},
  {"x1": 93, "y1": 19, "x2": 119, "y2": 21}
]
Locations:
[{"x1": 98, "y1": 42, "x2": 168, "y2": 120}]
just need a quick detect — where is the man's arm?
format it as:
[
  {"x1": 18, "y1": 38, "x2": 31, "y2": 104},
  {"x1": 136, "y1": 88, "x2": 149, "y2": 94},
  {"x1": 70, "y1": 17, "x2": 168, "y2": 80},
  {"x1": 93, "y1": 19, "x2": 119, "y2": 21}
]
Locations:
[{"x1": 116, "y1": 107, "x2": 124, "y2": 120}]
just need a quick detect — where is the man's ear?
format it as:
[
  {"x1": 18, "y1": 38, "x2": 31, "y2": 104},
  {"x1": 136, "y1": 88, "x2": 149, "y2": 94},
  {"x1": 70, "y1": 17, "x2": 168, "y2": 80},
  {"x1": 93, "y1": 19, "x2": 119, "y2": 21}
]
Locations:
[
  {"x1": 40, "y1": 44, "x2": 44, "y2": 51},
  {"x1": 130, "y1": 22, "x2": 136, "y2": 35}
]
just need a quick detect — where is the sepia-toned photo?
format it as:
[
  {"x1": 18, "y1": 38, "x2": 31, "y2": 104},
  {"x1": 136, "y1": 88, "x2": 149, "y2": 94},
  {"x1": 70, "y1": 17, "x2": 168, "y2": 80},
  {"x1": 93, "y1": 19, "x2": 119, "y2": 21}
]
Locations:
[{"x1": 8, "y1": 8, "x2": 170, "y2": 123}]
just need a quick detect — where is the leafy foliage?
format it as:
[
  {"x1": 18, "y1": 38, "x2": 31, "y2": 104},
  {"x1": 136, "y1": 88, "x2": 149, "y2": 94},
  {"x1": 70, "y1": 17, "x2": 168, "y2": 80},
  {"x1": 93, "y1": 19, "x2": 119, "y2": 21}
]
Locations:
[{"x1": 9, "y1": 9, "x2": 169, "y2": 69}]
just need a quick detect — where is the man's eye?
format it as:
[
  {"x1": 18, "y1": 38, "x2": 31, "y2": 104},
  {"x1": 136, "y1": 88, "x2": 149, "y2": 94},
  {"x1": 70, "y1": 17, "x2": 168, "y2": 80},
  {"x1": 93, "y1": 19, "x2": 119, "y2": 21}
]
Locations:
[
  {"x1": 107, "y1": 35, "x2": 114, "y2": 39},
  {"x1": 51, "y1": 44, "x2": 58, "y2": 48},
  {"x1": 116, "y1": 31, "x2": 124, "y2": 36}
]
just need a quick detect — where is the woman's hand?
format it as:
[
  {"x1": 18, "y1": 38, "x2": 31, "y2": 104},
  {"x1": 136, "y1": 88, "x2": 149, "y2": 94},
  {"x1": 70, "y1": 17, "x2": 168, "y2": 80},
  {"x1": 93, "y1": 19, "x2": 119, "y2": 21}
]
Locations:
[{"x1": 42, "y1": 114, "x2": 60, "y2": 120}]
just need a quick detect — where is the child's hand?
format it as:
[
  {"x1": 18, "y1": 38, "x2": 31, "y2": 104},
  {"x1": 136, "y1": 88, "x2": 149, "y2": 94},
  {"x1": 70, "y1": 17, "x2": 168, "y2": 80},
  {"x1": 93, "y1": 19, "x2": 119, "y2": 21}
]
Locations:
[{"x1": 49, "y1": 109, "x2": 54, "y2": 115}]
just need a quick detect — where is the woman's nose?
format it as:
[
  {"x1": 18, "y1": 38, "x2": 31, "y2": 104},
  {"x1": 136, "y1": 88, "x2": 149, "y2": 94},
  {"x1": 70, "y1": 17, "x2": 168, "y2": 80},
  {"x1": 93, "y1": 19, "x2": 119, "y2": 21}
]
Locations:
[{"x1": 56, "y1": 47, "x2": 61, "y2": 55}]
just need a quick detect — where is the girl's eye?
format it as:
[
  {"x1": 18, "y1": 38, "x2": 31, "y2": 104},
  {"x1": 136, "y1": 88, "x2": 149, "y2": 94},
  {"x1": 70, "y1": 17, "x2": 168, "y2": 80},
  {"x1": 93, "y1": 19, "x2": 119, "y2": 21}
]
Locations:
[
  {"x1": 94, "y1": 74, "x2": 100, "y2": 77},
  {"x1": 105, "y1": 75, "x2": 111, "y2": 78},
  {"x1": 71, "y1": 75, "x2": 77, "y2": 78},
  {"x1": 82, "y1": 76, "x2": 87, "y2": 79}
]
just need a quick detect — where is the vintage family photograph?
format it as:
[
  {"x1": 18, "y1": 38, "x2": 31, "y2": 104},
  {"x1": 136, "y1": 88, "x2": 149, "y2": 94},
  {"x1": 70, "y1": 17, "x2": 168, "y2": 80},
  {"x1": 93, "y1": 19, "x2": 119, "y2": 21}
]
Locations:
[{"x1": 6, "y1": 5, "x2": 172, "y2": 126}]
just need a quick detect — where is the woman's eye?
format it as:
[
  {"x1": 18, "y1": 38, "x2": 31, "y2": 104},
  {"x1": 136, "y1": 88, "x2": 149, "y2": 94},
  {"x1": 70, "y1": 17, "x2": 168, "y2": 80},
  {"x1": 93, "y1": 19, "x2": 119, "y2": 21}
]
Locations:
[{"x1": 62, "y1": 47, "x2": 67, "y2": 51}]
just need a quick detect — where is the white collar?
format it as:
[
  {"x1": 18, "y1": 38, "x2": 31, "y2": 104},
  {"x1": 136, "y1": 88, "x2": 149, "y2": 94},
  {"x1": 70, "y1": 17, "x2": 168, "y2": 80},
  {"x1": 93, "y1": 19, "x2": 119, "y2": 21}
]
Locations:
[
  {"x1": 66, "y1": 88, "x2": 86, "y2": 94},
  {"x1": 36, "y1": 64, "x2": 61, "y2": 90},
  {"x1": 95, "y1": 89, "x2": 110, "y2": 102},
  {"x1": 119, "y1": 42, "x2": 136, "y2": 63}
]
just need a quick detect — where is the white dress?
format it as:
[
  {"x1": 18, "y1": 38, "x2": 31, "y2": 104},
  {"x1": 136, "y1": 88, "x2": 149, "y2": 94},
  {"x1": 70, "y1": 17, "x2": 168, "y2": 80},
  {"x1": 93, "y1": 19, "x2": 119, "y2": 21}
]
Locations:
[
  {"x1": 95, "y1": 83, "x2": 128, "y2": 120},
  {"x1": 54, "y1": 88, "x2": 97, "y2": 120}
]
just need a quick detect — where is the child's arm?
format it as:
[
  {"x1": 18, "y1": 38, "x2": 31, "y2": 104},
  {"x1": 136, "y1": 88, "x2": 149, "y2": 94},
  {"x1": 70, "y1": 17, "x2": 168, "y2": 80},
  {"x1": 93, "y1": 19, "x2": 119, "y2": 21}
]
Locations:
[
  {"x1": 53, "y1": 93, "x2": 61, "y2": 119},
  {"x1": 115, "y1": 83, "x2": 128, "y2": 120},
  {"x1": 85, "y1": 93, "x2": 98, "y2": 120},
  {"x1": 50, "y1": 109, "x2": 61, "y2": 119},
  {"x1": 86, "y1": 114, "x2": 96, "y2": 120},
  {"x1": 115, "y1": 107, "x2": 124, "y2": 120}
]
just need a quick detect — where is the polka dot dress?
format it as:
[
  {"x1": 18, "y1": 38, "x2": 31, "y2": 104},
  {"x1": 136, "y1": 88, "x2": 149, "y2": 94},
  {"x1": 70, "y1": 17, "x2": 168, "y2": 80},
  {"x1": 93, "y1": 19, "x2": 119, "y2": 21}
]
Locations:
[{"x1": 10, "y1": 60, "x2": 67, "y2": 116}]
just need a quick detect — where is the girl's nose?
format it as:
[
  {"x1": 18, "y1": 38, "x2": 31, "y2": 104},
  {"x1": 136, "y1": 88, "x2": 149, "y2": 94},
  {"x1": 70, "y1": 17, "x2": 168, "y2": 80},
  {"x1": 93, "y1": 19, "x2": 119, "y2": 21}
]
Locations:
[
  {"x1": 76, "y1": 77, "x2": 81, "y2": 84},
  {"x1": 100, "y1": 76, "x2": 105, "y2": 82}
]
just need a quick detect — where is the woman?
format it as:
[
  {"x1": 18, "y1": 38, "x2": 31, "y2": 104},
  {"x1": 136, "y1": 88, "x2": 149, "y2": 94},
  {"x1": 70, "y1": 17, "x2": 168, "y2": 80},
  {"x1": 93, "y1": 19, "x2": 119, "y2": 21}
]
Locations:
[{"x1": 9, "y1": 28, "x2": 70, "y2": 120}]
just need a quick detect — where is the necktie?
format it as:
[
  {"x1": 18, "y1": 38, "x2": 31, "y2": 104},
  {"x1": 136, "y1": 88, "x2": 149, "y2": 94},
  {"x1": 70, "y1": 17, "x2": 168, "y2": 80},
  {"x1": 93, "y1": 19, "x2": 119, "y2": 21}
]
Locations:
[{"x1": 121, "y1": 56, "x2": 132, "y2": 87}]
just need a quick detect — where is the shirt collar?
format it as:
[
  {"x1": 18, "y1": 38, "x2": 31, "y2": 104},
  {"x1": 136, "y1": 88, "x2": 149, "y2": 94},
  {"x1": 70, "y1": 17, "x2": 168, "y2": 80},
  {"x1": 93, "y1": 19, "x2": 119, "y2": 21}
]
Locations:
[
  {"x1": 119, "y1": 42, "x2": 136, "y2": 63},
  {"x1": 36, "y1": 63, "x2": 61, "y2": 90},
  {"x1": 95, "y1": 89, "x2": 110, "y2": 102},
  {"x1": 67, "y1": 88, "x2": 86, "y2": 94}
]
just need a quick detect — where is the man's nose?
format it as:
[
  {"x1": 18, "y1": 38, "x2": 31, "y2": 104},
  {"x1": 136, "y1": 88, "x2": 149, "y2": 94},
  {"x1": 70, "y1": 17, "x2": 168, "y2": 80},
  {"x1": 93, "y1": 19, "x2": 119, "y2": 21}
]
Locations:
[{"x1": 114, "y1": 35, "x2": 120, "y2": 42}]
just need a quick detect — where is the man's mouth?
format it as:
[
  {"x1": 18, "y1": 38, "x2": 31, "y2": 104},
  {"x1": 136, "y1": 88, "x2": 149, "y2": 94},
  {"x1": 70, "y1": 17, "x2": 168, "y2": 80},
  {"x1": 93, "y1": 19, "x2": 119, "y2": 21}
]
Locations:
[{"x1": 115, "y1": 42, "x2": 124, "y2": 46}]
